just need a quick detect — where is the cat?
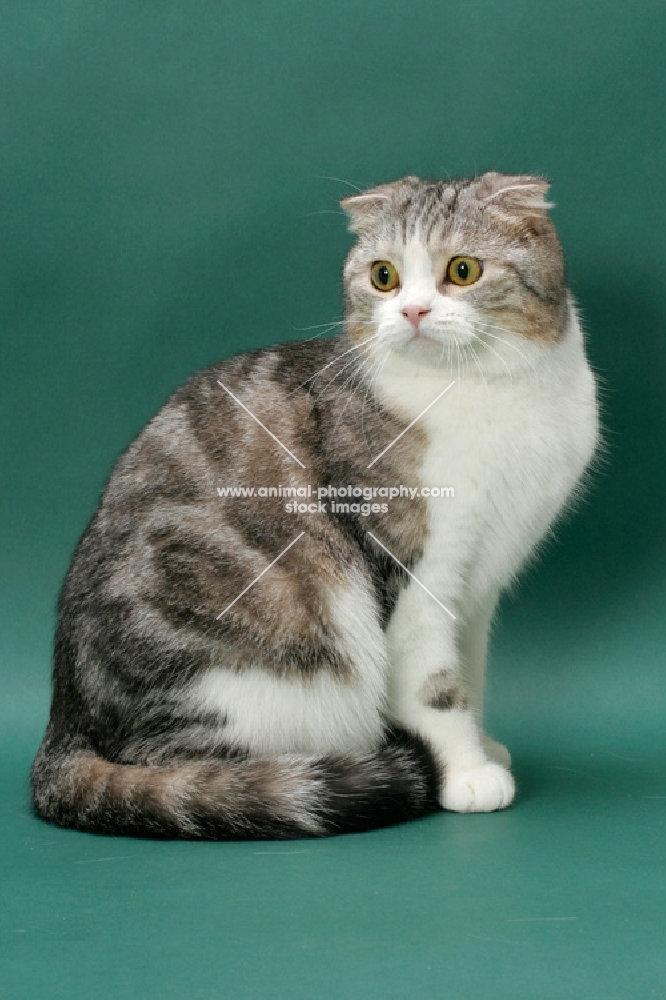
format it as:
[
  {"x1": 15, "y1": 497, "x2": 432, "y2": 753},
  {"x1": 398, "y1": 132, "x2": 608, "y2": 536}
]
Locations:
[{"x1": 31, "y1": 172, "x2": 599, "y2": 839}]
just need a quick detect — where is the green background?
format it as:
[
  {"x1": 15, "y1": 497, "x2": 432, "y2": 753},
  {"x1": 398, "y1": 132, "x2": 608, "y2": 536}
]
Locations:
[{"x1": 2, "y1": 1, "x2": 665, "y2": 997}]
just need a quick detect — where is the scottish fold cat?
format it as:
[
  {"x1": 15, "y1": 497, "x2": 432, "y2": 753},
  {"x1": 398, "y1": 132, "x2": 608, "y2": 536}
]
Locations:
[{"x1": 32, "y1": 172, "x2": 598, "y2": 837}]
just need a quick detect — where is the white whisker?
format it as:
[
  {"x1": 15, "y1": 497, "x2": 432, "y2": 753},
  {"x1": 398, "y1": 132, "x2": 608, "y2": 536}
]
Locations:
[
  {"x1": 284, "y1": 333, "x2": 380, "y2": 400},
  {"x1": 315, "y1": 175, "x2": 364, "y2": 192},
  {"x1": 329, "y1": 357, "x2": 373, "y2": 438},
  {"x1": 469, "y1": 323, "x2": 514, "y2": 381},
  {"x1": 360, "y1": 347, "x2": 391, "y2": 455},
  {"x1": 323, "y1": 347, "x2": 376, "y2": 421},
  {"x1": 480, "y1": 327, "x2": 539, "y2": 376},
  {"x1": 468, "y1": 343, "x2": 490, "y2": 396},
  {"x1": 291, "y1": 319, "x2": 345, "y2": 334},
  {"x1": 313, "y1": 336, "x2": 382, "y2": 407}
]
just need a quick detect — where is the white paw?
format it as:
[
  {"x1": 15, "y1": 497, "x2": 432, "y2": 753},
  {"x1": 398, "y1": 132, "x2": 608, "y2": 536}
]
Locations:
[
  {"x1": 440, "y1": 762, "x2": 515, "y2": 813},
  {"x1": 482, "y1": 736, "x2": 512, "y2": 769}
]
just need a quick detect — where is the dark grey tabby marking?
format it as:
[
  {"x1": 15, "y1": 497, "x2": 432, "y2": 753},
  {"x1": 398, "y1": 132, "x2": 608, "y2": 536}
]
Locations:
[{"x1": 421, "y1": 672, "x2": 468, "y2": 712}]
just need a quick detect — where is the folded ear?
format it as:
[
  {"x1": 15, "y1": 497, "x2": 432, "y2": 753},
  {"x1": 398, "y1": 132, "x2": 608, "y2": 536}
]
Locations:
[
  {"x1": 340, "y1": 185, "x2": 393, "y2": 234},
  {"x1": 340, "y1": 177, "x2": 419, "y2": 233},
  {"x1": 476, "y1": 172, "x2": 553, "y2": 213}
]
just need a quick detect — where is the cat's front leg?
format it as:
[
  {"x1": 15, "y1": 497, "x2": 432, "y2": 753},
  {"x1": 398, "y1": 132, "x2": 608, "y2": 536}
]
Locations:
[
  {"x1": 386, "y1": 584, "x2": 515, "y2": 813},
  {"x1": 458, "y1": 589, "x2": 511, "y2": 769}
]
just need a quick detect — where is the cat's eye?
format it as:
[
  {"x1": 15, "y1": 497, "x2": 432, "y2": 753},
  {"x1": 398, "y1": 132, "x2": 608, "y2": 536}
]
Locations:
[
  {"x1": 447, "y1": 256, "x2": 483, "y2": 286},
  {"x1": 370, "y1": 260, "x2": 400, "y2": 292}
]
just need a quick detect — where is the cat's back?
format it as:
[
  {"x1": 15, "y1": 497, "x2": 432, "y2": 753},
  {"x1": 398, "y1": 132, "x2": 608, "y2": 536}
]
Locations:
[{"x1": 62, "y1": 335, "x2": 347, "y2": 594}]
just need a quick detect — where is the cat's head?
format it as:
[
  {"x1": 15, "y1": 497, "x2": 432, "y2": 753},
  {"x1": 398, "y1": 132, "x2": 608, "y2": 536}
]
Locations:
[{"x1": 341, "y1": 173, "x2": 568, "y2": 376}]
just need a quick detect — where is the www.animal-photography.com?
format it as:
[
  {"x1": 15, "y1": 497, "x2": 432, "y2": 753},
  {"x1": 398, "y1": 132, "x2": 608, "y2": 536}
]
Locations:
[{"x1": 2, "y1": 3, "x2": 665, "y2": 998}]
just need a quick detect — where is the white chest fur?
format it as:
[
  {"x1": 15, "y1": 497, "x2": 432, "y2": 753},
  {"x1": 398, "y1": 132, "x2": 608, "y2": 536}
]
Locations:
[{"x1": 375, "y1": 316, "x2": 599, "y2": 611}]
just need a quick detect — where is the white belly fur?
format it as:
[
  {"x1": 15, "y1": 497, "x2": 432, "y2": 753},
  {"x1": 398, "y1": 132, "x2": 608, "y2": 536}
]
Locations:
[{"x1": 188, "y1": 567, "x2": 387, "y2": 756}]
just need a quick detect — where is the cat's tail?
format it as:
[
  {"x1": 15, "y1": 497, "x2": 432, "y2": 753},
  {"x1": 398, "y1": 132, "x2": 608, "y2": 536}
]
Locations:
[{"x1": 30, "y1": 728, "x2": 441, "y2": 839}]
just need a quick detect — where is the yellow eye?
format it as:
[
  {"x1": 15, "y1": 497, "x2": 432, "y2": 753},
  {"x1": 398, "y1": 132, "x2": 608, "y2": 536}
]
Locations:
[
  {"x1": 447, "y1": 256, "x2": 483, "y2": 286},
  {"x1": 370, "y1": 260, "x2": 400, "y2": 292}
]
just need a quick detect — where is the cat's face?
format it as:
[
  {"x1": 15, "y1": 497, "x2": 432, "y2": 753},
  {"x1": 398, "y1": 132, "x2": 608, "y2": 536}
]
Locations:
[{"x1": 341, "y1": 173, "x2": 568, "y2": 376}]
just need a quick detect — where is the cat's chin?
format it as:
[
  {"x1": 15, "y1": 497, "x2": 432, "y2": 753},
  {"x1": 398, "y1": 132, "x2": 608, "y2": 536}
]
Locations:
[
  {"x1": 392, "y1": 333, "x2": 445, "y2": 360},
  {"x1": 391, "y1": 334, "x2": 460, "y2": 372}
]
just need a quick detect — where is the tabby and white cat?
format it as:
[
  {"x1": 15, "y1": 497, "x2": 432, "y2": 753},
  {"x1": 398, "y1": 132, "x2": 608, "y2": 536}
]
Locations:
[{"x1": 31, "y1": 172, "x2": 598, "y2": 838}]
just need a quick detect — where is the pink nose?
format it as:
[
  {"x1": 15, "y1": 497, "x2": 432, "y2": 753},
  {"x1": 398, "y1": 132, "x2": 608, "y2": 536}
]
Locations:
[{"x1": 402, "y1": 305, "x2": 431, "y2": 329}]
